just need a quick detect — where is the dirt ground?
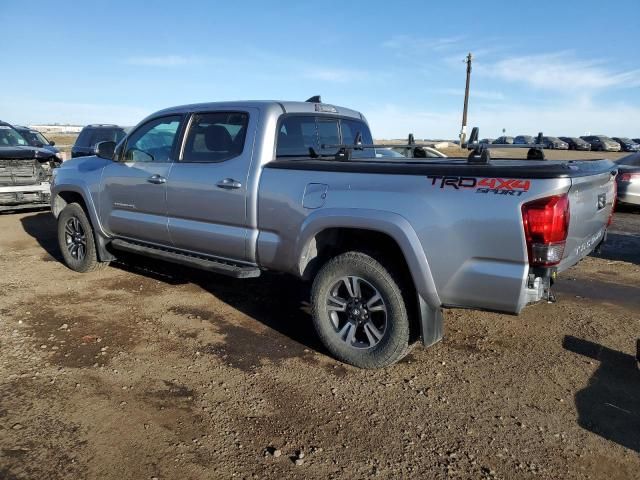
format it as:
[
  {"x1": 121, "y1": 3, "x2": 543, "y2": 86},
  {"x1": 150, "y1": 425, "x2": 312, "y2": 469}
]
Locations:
[{"x1": 0, "y1": 205, "x2": 639, "y2": 480}]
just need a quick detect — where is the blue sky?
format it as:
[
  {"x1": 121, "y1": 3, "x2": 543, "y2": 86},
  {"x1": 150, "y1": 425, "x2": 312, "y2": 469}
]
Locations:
[{"x1": 2, "y1": 0, "x2": 639, "y2": 138}]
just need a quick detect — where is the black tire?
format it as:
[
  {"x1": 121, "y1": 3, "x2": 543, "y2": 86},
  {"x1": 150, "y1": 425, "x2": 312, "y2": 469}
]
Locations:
[
  {"x1": 57, "y1": 203, "x2": 107, "y2": 273},
  {"x1": 311, "y1": 251, "x2": 412, "y2": 369}
]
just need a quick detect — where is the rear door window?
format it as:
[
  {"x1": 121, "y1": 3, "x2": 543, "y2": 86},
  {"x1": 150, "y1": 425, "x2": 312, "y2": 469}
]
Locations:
[{"x1": 182, "y1": 112, "x2": 249, "y2": 163}]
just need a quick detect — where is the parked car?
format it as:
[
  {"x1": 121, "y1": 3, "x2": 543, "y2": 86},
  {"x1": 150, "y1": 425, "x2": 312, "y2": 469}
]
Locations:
[
  {"x1": 581, "y1": 135, "x2": 621, "y2": 152},
  {"x1": 479, "y1": 138, "x2": 494, "y2": 144},
  {"x1": 542, "y1": 136, "x2": 569, "y2": 150},
  {"x1": 12, "y1": 125, "x2": 59, "y2": 155},
  {"x1": 0, "y1": 121, "x2": 61, "y2": 211},
  {"x1": 71, "y1": 124, "x2": 126, "y2": 158},
  {"x1": 51, "y1": 100, "x2": 616, "y2": 368},
  {"x1": 611, "y1": 137, "x2": 640, "y2": 153},
  {"x1": 375, "y1": 147, "x2": 405, "y2": 158},
  {"x1": 559, "y1": 137, "x2": 591, "y2": 151},
  {"x1": 614, "y1": 153, "x2": 640, "y2": 206},
  {"x1": 492, "y1": 136, "x2": 514, "y2": 144},
  {"x1": 388, "y1": 146, "x2": 448, "y2": 159},
  {"x1": 514, "y1": 135, "x2": 535, "y2": 145}
]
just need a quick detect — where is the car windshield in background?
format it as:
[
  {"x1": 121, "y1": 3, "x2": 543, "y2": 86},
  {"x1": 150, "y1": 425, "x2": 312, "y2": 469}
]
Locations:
[
  {"x1": 0, "y1": 125, "x2": 28, "y2": 146},
  {"x1": 21, "y1": 130, "x2": 49, "y2": 146},
  {"x1": 616, "y1": 138, "x2": 632, "y2": 143},
  {"x1": 375, "y1": 148, "x2": 406, "y2": 158},
  {"x1": 76, "y1": 128, "x2": 125, "y2": 148}
]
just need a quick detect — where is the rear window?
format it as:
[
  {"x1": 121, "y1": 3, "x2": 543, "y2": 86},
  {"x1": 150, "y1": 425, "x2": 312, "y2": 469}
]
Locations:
[
  {"x1": 276, "y1": 116, "x2": 373, "y2": 159},
  {"x1": 75, "y1": 127, "x2": 125, "y2": 148}
]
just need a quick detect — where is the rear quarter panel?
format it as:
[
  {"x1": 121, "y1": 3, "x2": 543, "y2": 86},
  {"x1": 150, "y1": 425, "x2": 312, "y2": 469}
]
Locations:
[{"x1": 257, "y1": 167, "x2": 572, "y2": 313}]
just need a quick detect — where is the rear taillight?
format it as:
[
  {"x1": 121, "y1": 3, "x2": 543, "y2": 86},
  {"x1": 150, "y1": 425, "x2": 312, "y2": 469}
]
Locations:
[
  {"x1": 619, "y1": 173, "x2": 640, "y2": 182},
  {"x1": 522, "y1": 194, "x2": 570, "y2": 267}
]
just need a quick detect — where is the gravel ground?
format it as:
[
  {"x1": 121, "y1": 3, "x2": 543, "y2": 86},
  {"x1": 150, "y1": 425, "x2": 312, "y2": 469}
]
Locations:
[{"x1": 0, "y1": 208, "x2": 638, "y2": 480}]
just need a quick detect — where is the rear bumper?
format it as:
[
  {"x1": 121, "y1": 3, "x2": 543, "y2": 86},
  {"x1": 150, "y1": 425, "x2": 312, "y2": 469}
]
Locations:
[{"x1": 617, "y1": 183, "x2": 640, "y2": 205}]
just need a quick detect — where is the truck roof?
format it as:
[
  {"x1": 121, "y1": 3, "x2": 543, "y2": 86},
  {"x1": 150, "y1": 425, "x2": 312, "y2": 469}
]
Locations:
[{"x1": 151, "y1": 100, "x2": 365, "y2": 121}]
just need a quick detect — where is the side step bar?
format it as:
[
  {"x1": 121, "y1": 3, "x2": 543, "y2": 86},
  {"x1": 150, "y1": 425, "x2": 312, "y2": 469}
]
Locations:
[{"x1": 110, "y1": 239, "x2": 261, "y2": 279}]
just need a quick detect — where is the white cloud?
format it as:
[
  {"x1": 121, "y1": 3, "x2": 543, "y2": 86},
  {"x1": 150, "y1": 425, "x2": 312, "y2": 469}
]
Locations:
[
  {"x1": 482, "y1": 52, "x2": 640, "y2": 91},
  {"x1": 382, "y1": 35, "x2": 465, "y2": 52},
  {"x1": 1, "y1": 98, "x2": 150, "y2": 126},
  {"x1": 432, "y1": 88, "x2": 506, "y2": 101},
  {"x1": 125, "y1": 55, "x2": 203, "y2": 67}
]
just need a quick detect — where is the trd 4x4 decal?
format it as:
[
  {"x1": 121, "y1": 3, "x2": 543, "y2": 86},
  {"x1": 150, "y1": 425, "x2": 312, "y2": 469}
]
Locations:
[{"x1": 427, "y1": 176, "x2": 531, "y2": 196}]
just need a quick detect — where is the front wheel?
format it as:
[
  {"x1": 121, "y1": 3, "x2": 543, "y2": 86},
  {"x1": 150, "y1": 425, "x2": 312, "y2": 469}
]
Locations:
[
  {"x1": 57, "y1": 203, "x2": 107, "y2": 273},
  {"x1": 311, "y1": 251, "x2": 412, "y2": 369}
]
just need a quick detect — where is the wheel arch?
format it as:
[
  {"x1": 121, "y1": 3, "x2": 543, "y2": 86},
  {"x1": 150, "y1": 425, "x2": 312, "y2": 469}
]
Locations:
[
  {"x1": 296, "y1": 209, "x2": 441, "y2": 309},
  {"x1": 52, "y1": 185, "x2": 114, "y2": 262}
]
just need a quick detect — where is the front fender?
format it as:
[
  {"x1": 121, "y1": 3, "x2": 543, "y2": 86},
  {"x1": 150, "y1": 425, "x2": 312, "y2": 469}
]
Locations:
[
  {"x1": 51, "y1": 181, "x2": 107, "y2": 238},
  {"x1": 296, "y1": 208, "x2": 441, "y2": 308}
]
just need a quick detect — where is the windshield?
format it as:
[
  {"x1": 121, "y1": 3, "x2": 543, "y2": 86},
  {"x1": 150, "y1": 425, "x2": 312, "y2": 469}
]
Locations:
[
  {"x1": 616, "y1": 138, "x2": 631, "y2": 143},
  {"x1": 20, "y1": 130, "x2": 50, "y2": 146},
  {"x1": 0, "y1": 125, "x2": 28, "y2": 146}
]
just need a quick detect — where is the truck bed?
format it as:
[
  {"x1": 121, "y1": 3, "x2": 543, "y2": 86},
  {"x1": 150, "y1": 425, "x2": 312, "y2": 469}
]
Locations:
[{"x1": 266, "y1": 157, "x2": 615, "y2": 179}]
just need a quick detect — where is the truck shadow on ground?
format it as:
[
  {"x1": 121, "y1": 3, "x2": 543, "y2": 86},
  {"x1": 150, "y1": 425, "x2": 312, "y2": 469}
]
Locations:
[
  {"x1": 19, "y1": 212, "x2": 328, "y2": 359},
  {"x1": 107, "y1": 254, "x2": 326, "y2": 357},
  {"x1": 563, "y1": 335, "x2": 640, "y2": 453},
  {"x1": 593, "y1": 231, "x2": 640, "y2": 265},
  {"x1": 19, "y1": 211, "x2": 62, "y2": 261}
]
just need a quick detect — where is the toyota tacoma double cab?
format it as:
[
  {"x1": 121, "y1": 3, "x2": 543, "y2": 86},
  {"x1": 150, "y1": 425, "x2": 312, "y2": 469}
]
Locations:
[{"x1": 50, "y1": 99, "x2": 617, "y2": 368}]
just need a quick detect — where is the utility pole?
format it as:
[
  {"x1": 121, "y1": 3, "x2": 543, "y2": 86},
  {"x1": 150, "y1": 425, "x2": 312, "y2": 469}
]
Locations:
[{"x1": 460, "y1": 52, "x2": 472, "y2": 146}]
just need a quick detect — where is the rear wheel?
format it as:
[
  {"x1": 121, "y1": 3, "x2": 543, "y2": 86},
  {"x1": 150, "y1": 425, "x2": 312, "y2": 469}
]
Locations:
[
  {"x1": 311, "y1": 251, "x2": 412, "y2": 369},
  {"x1": 57, "y1": 203, "x2": 107, "y2": 273}
]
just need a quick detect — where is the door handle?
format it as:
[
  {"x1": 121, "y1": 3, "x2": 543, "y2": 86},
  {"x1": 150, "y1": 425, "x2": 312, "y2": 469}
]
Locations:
[
  {"x1": 216, "y1": 178, "x2": 242, "y2": 189},
  {"x1": 147, "y1": 174, "x2": 167, "y2": 184}
]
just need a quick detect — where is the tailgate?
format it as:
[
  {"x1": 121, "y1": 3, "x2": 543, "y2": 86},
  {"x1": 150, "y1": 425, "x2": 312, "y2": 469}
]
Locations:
[{"x1": 559, "y1": 169, "x2": 616, "y2": 271}]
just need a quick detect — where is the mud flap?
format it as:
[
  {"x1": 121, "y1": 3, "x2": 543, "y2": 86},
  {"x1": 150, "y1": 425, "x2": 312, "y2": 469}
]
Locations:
[
  {"x1": 418, "y1": 295, "x2": 443, "y2": 347},
  {"x1": 95, "y1": 233, "x2": 116, "y2": 262}
]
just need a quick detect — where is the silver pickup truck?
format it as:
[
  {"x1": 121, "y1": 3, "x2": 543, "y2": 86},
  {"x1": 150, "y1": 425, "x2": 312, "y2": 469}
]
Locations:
[{"x1": 50, "y1": 100, "x2": 616, "y2": 368}]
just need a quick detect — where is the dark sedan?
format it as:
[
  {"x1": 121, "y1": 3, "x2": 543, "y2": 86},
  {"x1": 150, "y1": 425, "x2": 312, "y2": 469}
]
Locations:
[
  {"x1": 612, "y1": 137, "x2": 640, "y2": 153},
  {"x1": 492, "y1": 136, "x2": 514, "y2": 145},
  {"x1": 513, "y1": 135, "x2": 535, "y2": 145},
  {"x1": 559, "y1": 136, "x2": 591, "y2": 151},
  {"x1": 615, "y1": 153, "x2": 640, "y2": 206},
  {"x1": 542, "y1": 136, "x2": 569, "y2": 150}
]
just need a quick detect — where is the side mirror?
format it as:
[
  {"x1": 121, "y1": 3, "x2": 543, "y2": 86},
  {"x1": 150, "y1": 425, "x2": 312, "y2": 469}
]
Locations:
[
  {"x1": 49, "y1": 140, "x2": 56, "y2": 146},
  {"x1": 95, "y1": 141, "x2": 116, "y2": 160}
]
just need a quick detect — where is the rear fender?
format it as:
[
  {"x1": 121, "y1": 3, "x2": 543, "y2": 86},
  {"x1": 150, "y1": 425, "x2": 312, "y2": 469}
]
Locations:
[{"x1": 296, "y1": 208, "x2": 441, "y2": 309}]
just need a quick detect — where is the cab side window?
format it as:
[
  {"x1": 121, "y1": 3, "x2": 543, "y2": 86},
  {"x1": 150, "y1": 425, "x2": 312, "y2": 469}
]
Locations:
[
  {"x1": 123, "y1": 116, "x2": 181, "y2": 163},
  {"x1": 182, "y1": 112, "x2": 249, "y2": 163}
]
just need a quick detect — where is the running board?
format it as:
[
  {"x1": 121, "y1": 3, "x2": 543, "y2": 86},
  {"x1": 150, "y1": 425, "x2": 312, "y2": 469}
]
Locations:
[{"x1": 110, "y1": 239, "x2": 261, "y2": 278}]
